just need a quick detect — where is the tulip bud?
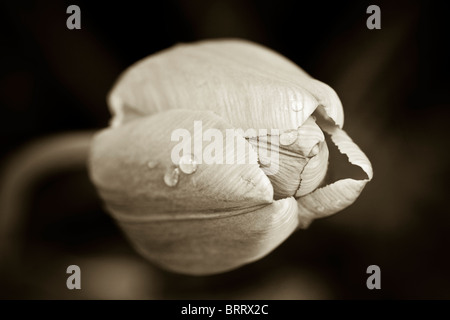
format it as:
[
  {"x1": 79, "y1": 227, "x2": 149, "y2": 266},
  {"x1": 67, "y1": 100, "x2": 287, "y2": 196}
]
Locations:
[{"x1": 88, "y1": 39, "x2": 373, "y2": 275}]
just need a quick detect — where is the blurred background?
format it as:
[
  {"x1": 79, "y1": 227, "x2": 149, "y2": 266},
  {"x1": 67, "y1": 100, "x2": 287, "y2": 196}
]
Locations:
[{"x1": 0, "y1": 0, "x2": 449, "y2": 299}]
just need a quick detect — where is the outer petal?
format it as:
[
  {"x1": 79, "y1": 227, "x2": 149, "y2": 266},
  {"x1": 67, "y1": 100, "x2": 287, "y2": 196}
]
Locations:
[
  {"x1": 88, "y1": 109, "x2": 301, "y2": 275},
  {"x1": 298, "y1": 79, "x2": 345, "y2": 128},
  {"x1": 108, "y1": 39, "x2": 321, "y2": 132},
  {"x1": 89, "y1": 109, "x2": 273, "y2": 217},
  {"x1": 120, "y1": 197, "x2": 298, "y2": 275}
]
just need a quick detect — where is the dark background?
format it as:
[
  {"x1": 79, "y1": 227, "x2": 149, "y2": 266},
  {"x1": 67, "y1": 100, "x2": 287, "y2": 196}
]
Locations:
[{"x1": 0, "y1": 0, "x2": 449, "y2": 299}]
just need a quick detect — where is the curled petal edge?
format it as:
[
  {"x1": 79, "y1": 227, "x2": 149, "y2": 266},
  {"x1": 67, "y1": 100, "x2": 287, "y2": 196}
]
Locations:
[{"x1": 296, "y1": 107, "x2": 373, "y2": 229}]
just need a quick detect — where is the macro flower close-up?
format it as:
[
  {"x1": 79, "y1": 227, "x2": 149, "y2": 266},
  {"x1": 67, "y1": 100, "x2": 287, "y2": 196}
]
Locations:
[
  {"x1": 89, "y1": 39, "x2": 373, "y2": 275},
  {"x1": 1, "y1": 1, "x2": 448, "y2": 301}
]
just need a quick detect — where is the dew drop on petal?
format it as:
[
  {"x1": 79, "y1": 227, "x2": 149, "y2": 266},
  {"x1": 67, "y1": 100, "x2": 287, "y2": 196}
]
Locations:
[
  {"x1": 259, "y1": 156, "x2": 271, "y2": 167},
  {"x1": 179, "y1": 154, "x2": 198, "y2": 175},
  {"x1": 147, "y1": 160, "x2": 158, "y2": 169},
  {"x1": 290, "y1": 100, "x2": 304, "y2": 112},
  {"x1": 308, "y1": 144, "x2": 320, "y2": 157},
  {"x1": 164, "y1": 167, "x2": 180, "y2": 187},
  {"x1": 336, "y1": 199, "x2": 343, "y2": 206},
  {"x1": 279, "y1": 130, "x2": 298, "y2": 146},
  {"x1": 315, "y1": 205, "x2": 325, "y2": 212}
]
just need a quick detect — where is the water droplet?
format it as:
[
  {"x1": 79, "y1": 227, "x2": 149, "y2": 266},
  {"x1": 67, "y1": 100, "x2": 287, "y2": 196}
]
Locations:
[
  {"x1": 259, "y1": 156, "x2": 271, "y2": 167},
  {"x1": 308, "y1": 144, "x2": 320, "y2": 157},
  {"x1": 164, "y1": 167, "x2": 180, "y2": 187},
  {"x1": 336, "y1": 200, "x2": 343, "y2": 206},
  {"x1": 291, "y1": 100, "x2": 304, "y2": 112},
  {"x1": 179, "y1": 154, "x2": 198, "y2": 174},
  {"x1": 315, "y1": 205, "x2": 325, "y2": 212},
  {"x1": 147, "y1": 160, "x2": 158, "y2": 169},
  {"x1": 279, "y1": 130, "x2": 298, "y2": 146}
]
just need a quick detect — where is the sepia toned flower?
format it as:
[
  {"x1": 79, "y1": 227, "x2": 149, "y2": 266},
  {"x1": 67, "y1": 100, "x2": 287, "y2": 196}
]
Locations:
[{"x1": 89, "y1": 39, "x2": 373, "y2": 275}]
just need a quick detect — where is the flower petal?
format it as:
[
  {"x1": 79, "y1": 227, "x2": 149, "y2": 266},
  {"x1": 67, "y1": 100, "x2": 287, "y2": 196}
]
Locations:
[
  {"x1": 119, "y1": 197, "x2": 298, "y2": 275},
  {"x1": 89, "y1": 109, "x2": 274, "y2": 220},
  {"x1": 296, "y1": 108, "x2": 373, "y2": 228},
  {"x1": 107, "y1": 39, "x2": 320, "y2": 132}
]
